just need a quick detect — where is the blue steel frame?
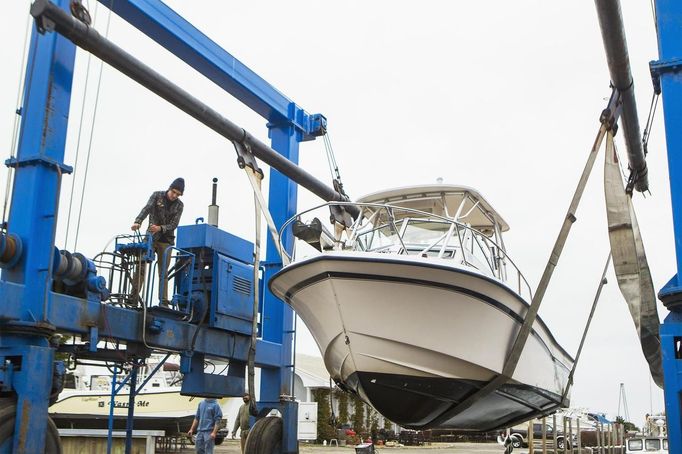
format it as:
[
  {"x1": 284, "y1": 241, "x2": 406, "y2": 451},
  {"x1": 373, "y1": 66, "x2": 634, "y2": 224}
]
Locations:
[
  {"x1": 0, "y1": 1, "x2": 75, "y2": 451},
  {"x1": 653, "y1": 0, "x2": 682, "y2": 452},
  {"x1": 0, "y1": 1, "x2": 321, "y2": 451}
]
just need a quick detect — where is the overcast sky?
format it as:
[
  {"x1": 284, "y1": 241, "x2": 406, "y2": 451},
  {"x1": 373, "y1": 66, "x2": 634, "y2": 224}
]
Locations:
[{"x1": 0, "y1": 1, "x2": 674, "y2": 428}]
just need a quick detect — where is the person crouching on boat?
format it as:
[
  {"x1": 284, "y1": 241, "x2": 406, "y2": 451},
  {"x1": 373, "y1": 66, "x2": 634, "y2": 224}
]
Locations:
[
  {"x1": 232, "y1": 393, "x2": 252, "y2": 453},
  {"x1": 187, "y1": 397, "x2": 223, "y2": 454}
]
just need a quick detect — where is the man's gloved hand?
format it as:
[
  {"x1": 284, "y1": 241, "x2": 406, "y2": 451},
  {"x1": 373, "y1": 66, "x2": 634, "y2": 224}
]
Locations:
[
  {"x1": 149, "y1": 224, "x2": 161, "y2": 234},
  {"x1": 131, "y1": 223, "x2": 140, "y2": 231}
]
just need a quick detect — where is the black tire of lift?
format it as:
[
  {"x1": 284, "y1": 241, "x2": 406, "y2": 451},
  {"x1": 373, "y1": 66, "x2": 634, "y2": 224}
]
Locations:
[
  {"x1": 244, "y1": 416, "x2": 283, "y2": 454},
  {"x1": 0, "y1": 399, "x2": 62, "y2": 453}
]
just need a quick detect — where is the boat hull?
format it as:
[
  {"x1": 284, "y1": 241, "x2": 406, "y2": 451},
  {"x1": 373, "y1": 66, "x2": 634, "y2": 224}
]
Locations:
[
  {"x1": 270, "y1": 252, "x2": 573, "y2": 431},
  {"x1": 50, "y1": 389, "x2": 203, "y2": 434}
]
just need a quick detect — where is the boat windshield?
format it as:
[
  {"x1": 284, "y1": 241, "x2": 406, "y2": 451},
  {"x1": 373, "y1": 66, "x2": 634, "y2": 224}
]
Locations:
[
  {"x1": 281, "y1": 202, "x2": 533, "y2": 301},
  {"x1": 403, "y1": 221, "x2": 451, "y2": 244}
]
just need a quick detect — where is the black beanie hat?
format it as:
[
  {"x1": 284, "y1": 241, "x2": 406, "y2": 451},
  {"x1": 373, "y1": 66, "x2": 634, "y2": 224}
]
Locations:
[{"x1": 170, "y1": 177, "x2": 185, "y2": 194}]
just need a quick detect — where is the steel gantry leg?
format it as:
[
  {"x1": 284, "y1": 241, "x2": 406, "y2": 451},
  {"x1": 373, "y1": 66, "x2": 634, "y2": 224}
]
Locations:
[
  {"x1": 0, "y1": 1, "x2": 76, "y2": 452},
  {"x1": 652, "y1": 0, "x2": 682, "y2": 451},
  {"x1": 260, "y1": 123, "x2": 300, "y2": 453}
]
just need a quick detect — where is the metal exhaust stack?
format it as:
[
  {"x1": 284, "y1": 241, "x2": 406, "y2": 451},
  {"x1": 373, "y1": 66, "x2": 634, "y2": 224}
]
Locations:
[
  {"x1": 594, "y1": 0, "x2": 649, "y2": 192},
  {"x1": 208, "y1": 178, "x2": 219, "y2": 227}
]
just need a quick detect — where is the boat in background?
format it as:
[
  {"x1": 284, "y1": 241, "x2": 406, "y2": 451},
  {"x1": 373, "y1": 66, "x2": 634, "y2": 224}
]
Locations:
[
  {"x1": 49, "y1": 356, "x2": 239, "y2": 436},
  {"x1": 270, "y1": 184, "x2": 574, "y2": 431}
]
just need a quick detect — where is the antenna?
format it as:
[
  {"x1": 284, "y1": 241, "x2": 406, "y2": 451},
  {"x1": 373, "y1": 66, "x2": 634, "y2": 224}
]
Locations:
[
  {"x1": 208, "y1": 177, "x2": 219, "y2": 227},
  {"x1": 617, "y1": 383, "x2": 630, "y2": 422}
]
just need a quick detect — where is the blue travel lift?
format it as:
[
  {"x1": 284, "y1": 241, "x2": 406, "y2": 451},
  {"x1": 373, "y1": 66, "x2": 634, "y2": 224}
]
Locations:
[{"x1": 0, "y1": 0, "x2": 354, "y2": 452}]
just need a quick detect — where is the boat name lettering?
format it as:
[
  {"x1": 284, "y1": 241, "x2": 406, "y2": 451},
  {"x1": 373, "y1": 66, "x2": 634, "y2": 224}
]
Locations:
[{"x1": 97, "y1": 400, "x2": 151, "y2": 408}]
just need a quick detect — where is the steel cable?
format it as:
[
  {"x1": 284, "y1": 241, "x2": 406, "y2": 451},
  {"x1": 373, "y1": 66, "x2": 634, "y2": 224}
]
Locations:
[
  {"x1": 64, "y1": 0, "x2": 100, "y2": 248},
  {"x1": 73, "y1": 0, "x2": 114, "y2": 250},
  {"x1": 560, "y1": 253, "x2": 611, "y2": 403},
  {"x1": 2, "y1": 13, "x2": 33, "y2": 228}
]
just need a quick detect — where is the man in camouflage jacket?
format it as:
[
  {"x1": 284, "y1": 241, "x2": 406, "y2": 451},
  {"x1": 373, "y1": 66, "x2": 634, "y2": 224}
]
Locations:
[{"x1": 130, "y1": 177, "x2": 185, "y2": 306}]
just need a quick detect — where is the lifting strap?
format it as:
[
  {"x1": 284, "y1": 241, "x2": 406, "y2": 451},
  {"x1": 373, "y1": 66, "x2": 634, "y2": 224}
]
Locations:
[
  {"x1": 428, "y1": 121, "x2": 609, "y2": 427},
  {"x1": 247, "y1": 164, "x2": 261, "y2": 412},
  {"x1": 604, "y1": 132, "x2": 664, "y2": 387},
  {"x1": 235, "y1": 142, "x2": 290, "y2": 266},
  {"x1": 234, "y1": 140, "x2": 292, "y2": 414}
]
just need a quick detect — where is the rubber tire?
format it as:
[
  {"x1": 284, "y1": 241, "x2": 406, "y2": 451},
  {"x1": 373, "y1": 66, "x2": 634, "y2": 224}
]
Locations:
[
  {"x1": 557, "y1": 437, "x2": 567, "y2": 450},
  {"x1": 0, "y1": 401, "x2": 62, "y2": 453},
  {"x1": 244, "y1": 416, "x2": 282, "y2": 454},
  {"x1": 510, "y1": 435, "x2": 522, "y2": 449}
]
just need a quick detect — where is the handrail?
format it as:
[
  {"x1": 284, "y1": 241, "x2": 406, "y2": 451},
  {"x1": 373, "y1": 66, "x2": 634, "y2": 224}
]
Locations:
[{"x1": 278, "y1": 202, "x2": 534, "y2": 300}]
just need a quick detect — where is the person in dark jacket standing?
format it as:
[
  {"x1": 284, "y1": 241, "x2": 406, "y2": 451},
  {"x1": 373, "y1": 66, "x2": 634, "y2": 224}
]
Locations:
[
  {"x1": 232, "y1": 393, "x2": 252, "y2": 453},
  {"x1": 130, "y1": 178, "x2": 185, "y2": 306},
  {"x1": 187, "y1": 398, "x2": 223, "y2": 454}
]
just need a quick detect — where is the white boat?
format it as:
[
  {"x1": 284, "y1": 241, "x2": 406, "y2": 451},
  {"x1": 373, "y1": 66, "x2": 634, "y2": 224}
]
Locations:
[
  {"x1": 625, "y1": 436, "x2": 668, "y2": 453},
  {"x1": 49, "y1": 356, "x2": 237, "y2": 435},
  {"x1": 270, "y1": 184, "x2": 574, "y2": 431}
]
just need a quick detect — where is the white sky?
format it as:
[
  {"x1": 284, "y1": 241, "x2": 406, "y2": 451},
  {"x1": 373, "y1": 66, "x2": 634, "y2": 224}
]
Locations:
[{"x1": 0, "y1": 0, "x2": 673, "y2": 429}]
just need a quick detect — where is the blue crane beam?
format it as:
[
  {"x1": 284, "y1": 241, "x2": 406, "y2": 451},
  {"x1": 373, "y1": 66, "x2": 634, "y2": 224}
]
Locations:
[
  {"x1": 0, "y1": 1, "x2": 75, "y2": 451},
  {"x1": 97, "y1": 0, "x2": 326, "y2": 141}
]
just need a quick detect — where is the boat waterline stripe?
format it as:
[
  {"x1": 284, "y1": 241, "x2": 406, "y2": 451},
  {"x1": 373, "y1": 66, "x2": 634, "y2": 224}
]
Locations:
[{"x1": 282, "y1": 270, "x2": 571, "y2": 373}]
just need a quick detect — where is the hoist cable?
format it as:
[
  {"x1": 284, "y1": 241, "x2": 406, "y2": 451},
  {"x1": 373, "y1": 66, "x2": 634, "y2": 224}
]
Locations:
[
  {"x1": 560, "y1": 253, "x2": 611, "y2": 403},
  {"x1": 323, "y1": 132, "x2": 343, "y2": 183},
  {"x1": 2, "y1": 14, "x2": 33, "y2": 228},
  {"x1": 641, "y1": 91, "x2": 659, "y2": 155},
  {"x1": 64, "y1": 0, "x2": 101, "y2": 247},
  {"x1": 73, "y1": 0, "x2": 114, "y2": 251}
]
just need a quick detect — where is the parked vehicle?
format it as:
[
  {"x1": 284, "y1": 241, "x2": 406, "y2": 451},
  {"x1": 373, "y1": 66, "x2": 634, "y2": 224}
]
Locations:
[
  {"x1": 625, "y1": 436, "x2": 668, "y2": 453},
  {"x1": 503, "y1": 421, "x2": 575, "y2": 449}
]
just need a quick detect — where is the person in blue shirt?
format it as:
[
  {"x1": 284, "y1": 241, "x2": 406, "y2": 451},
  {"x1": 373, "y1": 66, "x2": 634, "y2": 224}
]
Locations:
[{"x1": 187, "y1": 398, "x2": 223, "y2": 454}]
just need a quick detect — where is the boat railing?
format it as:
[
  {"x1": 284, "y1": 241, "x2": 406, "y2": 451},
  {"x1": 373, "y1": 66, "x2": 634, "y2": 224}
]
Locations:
[{"x1": 278, "y1": 202, "x2": 533, "y2": 301}]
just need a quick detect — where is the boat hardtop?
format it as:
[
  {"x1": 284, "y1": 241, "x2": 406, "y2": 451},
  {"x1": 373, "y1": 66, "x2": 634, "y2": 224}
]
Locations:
[{"x1": 356, "y1": 184, "x2": 509, "y2": 234}]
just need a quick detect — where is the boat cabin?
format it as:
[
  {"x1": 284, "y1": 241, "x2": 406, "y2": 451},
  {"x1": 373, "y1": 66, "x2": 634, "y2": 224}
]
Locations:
[
  {"x1": 625, "y1": 436, "x2": 668, "y2": 453},
  {"x1": 351, "y1": 185, "x2": 516, "y2": 281},
  {"x1": 287, "y1": 184, "x2": 531, "y2": 299}
]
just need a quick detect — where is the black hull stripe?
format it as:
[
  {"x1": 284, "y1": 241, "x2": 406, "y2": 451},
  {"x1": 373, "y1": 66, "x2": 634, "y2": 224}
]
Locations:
[
  {"x1": 280, "y1": 270, "x2": 571, "y2": 373},
  {"x1": 270, "y1": 254, "x2": 574, "y2": 362}
]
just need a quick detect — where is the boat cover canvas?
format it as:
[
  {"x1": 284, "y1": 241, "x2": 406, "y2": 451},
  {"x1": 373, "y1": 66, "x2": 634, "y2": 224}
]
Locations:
[{"x1": 604, "y1": 133, "x2": 664, "y2": 388}]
